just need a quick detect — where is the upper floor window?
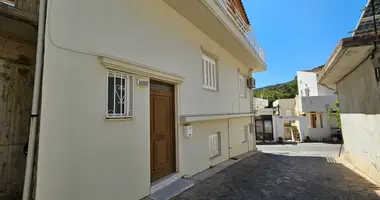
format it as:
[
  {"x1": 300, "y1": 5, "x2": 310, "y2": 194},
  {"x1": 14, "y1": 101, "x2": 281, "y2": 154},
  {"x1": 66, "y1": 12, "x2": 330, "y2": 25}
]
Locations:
[
  {"x1": 107, "y1": 69, "x2": 134, "y2": 118},
  {"x1": 239, "y1": 74, "x2": 246, "y2": 97},
  {"x1": 202, "y1": 54, "x2": 217, "y2": 91},
  {"x1": 305, "y1": 88, "x2": 310, "y2": 96}
]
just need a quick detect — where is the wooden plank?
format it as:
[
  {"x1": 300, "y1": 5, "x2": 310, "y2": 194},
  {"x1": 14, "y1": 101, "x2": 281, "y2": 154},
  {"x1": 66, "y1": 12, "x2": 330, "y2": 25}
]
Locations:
[
  {"x1": 0, "y1": 146, "x2": 11, "y2": 198},
  {"x1": 0, "y1": 2, "x2": 38, "y2": 24},
  {"x1": 14, "y1": 0, "x2": 29, "y2": 12},
  {"x1": 29, "y1": 0, "x2": 37, "y2": 13},
  {"x1": 0, "y1": 58, "x2": 33, "y2": 199},
  {"x1": 10, "y1": 62, "x2": 33, "y2": 144},
  {"x1": 10, "y1": 144, "x2": 26, "y2": 198},
  {"x1": 0, "y1": 36, "x2": 36, "y2": 64}
]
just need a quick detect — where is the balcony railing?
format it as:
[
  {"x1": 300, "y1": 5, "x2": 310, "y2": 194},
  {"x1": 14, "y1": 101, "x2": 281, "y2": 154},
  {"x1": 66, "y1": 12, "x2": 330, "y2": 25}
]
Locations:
[{"x1": 215, "y1": 0, "x2": 265, "y2": 62}]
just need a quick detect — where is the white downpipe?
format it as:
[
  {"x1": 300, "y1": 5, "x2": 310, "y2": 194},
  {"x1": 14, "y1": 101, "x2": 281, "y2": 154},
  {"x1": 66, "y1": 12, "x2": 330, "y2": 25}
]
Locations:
[{"x1": 22, "y1": 0, "x2": 47, "y2": 198}]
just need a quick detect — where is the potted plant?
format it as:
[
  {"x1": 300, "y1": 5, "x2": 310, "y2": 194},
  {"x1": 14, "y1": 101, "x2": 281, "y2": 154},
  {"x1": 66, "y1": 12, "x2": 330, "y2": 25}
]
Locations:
[{"x1": 278, "y1": 137, "x2": 284, "y2": 144}]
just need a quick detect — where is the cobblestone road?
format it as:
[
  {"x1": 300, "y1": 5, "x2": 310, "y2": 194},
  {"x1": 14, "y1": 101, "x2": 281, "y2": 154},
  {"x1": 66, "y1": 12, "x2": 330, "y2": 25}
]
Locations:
[{"x1": 174, "y1": 146, "x2": 380, "y2": 200}]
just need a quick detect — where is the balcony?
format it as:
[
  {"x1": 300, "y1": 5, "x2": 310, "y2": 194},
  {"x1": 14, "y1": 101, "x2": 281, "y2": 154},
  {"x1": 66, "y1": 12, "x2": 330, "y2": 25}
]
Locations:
[
  {"x1": 298, "y1": 95, "x2": 338, "y2": 113},
  {"x1": 163, "y1": 0, "x2": 266, "y2": 71},
  {"x1": 216, "y1": 0, "x2": 265, "y2": 61}
]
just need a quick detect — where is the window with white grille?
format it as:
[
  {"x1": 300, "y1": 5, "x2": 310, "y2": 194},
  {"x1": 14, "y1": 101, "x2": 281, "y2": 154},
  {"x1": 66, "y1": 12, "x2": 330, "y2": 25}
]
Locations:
[
  {"x1": 202, "y1": 54, "x2": 217, "y2": 91},
  {"x1": 106, "y1": 69, "x2": 134, "y2": 118},
  {"x1": 209, "y1": 133, "x2": 220, "y2": 158},
  {"x1": 239, "y1": 74, "x2": 246, "y2": 97}
]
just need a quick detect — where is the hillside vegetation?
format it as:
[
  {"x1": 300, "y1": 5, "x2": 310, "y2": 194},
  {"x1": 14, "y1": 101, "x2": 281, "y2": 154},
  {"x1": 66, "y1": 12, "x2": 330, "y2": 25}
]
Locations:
[{"x1": 253, "y1": 65, "x2": 324, "y2": 107}]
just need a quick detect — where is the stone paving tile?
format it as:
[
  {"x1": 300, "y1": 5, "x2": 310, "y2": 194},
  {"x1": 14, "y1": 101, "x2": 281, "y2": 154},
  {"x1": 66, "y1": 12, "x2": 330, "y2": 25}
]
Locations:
[{"x1": 173, "y1": 152, "x2": 380, "y2": 200}]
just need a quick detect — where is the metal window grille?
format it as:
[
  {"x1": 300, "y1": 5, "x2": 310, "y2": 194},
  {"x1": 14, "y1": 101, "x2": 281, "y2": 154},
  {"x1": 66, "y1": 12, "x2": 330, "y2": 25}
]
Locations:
[
  {"x1": 202, "y1": 54, "x2": 217, "y2": 91},
  {"x1": 107, "y1": 70, "x2": 134, "y2": 118}
]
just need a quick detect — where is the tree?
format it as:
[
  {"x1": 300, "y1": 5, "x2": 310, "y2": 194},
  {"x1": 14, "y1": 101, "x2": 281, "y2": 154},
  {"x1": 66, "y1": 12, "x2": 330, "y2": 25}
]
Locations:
[{"x1": 328, "y1": 101, "x2": 341, "y2": 129}]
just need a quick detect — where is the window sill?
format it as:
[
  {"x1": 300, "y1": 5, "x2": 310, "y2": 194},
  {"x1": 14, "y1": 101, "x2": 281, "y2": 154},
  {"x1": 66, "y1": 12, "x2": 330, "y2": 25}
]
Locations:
[
  {"x1": 210, "y1": 154, "x2": 221, "y2": 160},
  {"x1": 105, "y1": 117, "x2": 134, "y2": 122},
  {"x1": 202, "y1": 87, "x2": 218, "y2": 92}
]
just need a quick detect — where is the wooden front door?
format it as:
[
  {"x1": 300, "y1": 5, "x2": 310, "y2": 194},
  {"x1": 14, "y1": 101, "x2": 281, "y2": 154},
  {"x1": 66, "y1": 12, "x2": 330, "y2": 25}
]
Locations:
[{"x1": 150, "y1": 81, "x2": 175, "y2": 182}]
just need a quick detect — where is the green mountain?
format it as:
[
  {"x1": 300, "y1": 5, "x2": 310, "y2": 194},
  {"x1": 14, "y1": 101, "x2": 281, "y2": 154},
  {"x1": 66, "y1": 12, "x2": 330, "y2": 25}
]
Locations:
[{"x1": 253, "y1": 65, "x2": 324, "y2": 108}]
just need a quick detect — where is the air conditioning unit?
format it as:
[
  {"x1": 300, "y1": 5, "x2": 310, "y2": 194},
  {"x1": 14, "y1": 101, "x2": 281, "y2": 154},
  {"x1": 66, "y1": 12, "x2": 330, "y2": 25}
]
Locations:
[{"x1": 247, "y1": 77, "x2": 256, "y2": 89}]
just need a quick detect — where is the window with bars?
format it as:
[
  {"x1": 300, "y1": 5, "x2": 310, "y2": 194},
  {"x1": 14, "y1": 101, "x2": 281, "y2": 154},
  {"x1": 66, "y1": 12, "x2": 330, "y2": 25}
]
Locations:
[
  {"x1": 107, "y1": 70, "x2": 134, "y2": 118},
  {"x1": 239, "y1": 74, "x2": 246, "y2": 97},
  {"x1": 202, "y1": 54, "x2": 217, "y2": 91},
  {"x1": 209, "y1": 133, "x2": 221, "y2": 158}
]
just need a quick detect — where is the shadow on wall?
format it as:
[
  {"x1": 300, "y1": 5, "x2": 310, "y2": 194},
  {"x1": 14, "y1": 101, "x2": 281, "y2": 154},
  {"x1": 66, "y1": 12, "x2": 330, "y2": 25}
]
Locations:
[{"x1": 174, "y1": 152, "x2": 380, "y2": 199}]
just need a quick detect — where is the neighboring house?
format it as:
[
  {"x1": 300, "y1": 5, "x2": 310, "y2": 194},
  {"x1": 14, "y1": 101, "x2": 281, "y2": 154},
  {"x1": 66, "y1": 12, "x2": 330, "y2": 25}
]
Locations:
[
  {"x1": 0, "y1": 0, "x2": 38, "y2": 199},
  {"x1": 6, "y1": 0, "x2": 267, "y2": 200},
  {"x1": 295, "y1": 71, "x2": 338, "y2": 141},
  {"x1": 253, "y1": 97, "x2": 269, "y2": 109},
  {"x1": 272, "y1": 99, "x2": 308, "y2": 142},
  {"x1": 318, "y1": 0, "x2": 380, "y2": 183},
  {"x1": 253, "y1": 98, "x2": 274, "y2": 141}
]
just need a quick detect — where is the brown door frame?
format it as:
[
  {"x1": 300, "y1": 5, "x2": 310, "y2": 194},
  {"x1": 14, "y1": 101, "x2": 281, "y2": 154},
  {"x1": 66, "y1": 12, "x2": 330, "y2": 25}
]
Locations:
[{"x1": 150, "y1": 80, "x2": 176, "y2": 182}]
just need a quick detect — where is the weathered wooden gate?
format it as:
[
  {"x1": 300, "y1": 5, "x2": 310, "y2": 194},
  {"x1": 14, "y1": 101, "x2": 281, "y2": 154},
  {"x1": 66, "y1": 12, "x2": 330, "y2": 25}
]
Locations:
[
  {"x1": 0, "y1": 12, "x2": 37, "y2": 199},
  {"x1": 0, "y1": 58, "x2": 34, "y2": 199}
]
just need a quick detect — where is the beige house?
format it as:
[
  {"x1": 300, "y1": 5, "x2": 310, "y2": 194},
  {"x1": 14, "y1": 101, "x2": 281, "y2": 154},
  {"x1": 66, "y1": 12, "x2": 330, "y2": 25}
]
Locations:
[
  {"x1": 2, "y1": 0, "x2": 266, "y2": 199},
  {"x1": 318, "y1": 0, "x2": 380, "y2": 183}
]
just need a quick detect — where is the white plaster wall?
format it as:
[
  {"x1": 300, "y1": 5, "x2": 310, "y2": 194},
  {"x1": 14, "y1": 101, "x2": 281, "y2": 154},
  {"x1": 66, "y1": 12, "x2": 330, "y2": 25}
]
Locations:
[
  {"x1": 37, "y1": 0, "x2": 257, "y2": 199},
  {"x1": 318, "y1": 84, "x2": 336, "y2": 95},
  {"x1": 337, "y1": 58, "x2": 380, "y2": 182},
  {"x1": 228, "y1": 117, "x2": 252, "y2": 157},
  {"x1": 38, "y1": 48, "x2": 151, "y2": 200},
  {"x1": 272, "y1": 116, "x2": 308, "y2": 142},
  {"x1": 253, "y1": 97, "x2": 269, "y2": 109},
  {"x1": 297, "y1": 71, "x2": 319, "y2": 96},
  {"x1": 46, "y1": 0, "x2": 252, "y2": 115},
  {"x1": 303, "y1": 112, "x2": 330, "y2": 141},
  {"x1": 256, "y1": 108, "x2": 273, "y2": 116},
  {"x1": 300, "y1": 95, "x2": 337, "y2": 112},
  {"x1": 277, "y1": 99, "x2": 295, "y2": 116},
  {"x1": 179, "y1": 119, "x2": 229, "y2": 177}
]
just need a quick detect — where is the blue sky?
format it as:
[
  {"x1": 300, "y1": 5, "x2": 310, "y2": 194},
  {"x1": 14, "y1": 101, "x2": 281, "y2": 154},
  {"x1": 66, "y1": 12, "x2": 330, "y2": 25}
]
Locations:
[{"x1": 243, "y1": 0, "x2": 367, "y2": 88}]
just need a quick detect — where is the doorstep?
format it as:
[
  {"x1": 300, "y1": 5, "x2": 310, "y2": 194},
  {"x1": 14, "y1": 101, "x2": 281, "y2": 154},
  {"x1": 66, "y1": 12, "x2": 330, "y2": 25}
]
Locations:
[
  {"x1": 148, "y1": 173, "x2": 194, "y2": 200},
  {"x1": 145, "y1": 151, "x2": 258, "y2": 200}
]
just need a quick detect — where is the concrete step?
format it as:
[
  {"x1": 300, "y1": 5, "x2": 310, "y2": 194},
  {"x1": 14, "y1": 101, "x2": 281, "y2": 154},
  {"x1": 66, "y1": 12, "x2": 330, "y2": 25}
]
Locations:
[{"x1": 150, "y1": 178, "x2": 194, "y2": 200}]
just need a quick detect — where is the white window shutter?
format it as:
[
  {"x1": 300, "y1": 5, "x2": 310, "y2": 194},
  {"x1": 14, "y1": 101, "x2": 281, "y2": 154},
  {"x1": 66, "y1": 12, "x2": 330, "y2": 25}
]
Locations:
[{"x1": 202, "y1": 54, "x2": 217, "y2": 91}]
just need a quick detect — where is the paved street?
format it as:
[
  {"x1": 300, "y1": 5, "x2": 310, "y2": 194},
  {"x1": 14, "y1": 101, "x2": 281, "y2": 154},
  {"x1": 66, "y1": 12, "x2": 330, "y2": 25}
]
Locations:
[{"x1": 174, "y1": 143, "x2": 380, "y2": 200}]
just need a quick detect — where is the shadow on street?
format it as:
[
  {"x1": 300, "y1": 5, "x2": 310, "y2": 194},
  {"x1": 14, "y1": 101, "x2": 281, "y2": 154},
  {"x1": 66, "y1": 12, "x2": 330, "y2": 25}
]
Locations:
[{"x1": 174, "y1": 152, "x2": 380, "y2": 200}]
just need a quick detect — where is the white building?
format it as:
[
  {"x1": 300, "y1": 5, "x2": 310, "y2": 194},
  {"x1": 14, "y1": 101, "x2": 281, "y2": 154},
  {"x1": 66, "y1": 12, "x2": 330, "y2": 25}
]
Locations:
[
  {"x1": 253, "y1": 98, "x2": 275, "y2": 141},
  {"x1": 295, "y1": 71, "x2": 338, "y2": 141},
  {"x1": 18, "y1": 0, "x2": 267, "y2": 200},
  {"x1": 272, "y1": 99, "x2": 308, "y2": 142},
  {"x1": 253, "y1": 97, "x2": 269, "y2": 109}
]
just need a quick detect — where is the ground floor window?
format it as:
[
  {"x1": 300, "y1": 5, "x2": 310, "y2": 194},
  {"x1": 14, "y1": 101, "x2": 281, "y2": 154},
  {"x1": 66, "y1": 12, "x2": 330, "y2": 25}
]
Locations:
[
  {"x1": 209, "y1": 133, "x2": 221, "y2": 158},
  {"x1": 106, "y1": 69, "x2": 134, "y2": 118}
]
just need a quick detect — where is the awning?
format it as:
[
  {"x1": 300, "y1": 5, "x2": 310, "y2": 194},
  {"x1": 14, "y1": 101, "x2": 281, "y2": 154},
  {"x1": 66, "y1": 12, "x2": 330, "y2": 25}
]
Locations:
[{"x1": 318, "y1": 34, "x2": 379, "y2": 88}]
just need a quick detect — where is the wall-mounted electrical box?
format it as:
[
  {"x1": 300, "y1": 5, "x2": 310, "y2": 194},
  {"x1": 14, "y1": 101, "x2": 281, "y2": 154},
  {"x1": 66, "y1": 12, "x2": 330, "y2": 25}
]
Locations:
[
  {"x1": 137, "y1": 78, "x2": 149, "y2": 86},
  {"x1": 184, "y1": 125, "x2": 193, "y2": 138}
]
